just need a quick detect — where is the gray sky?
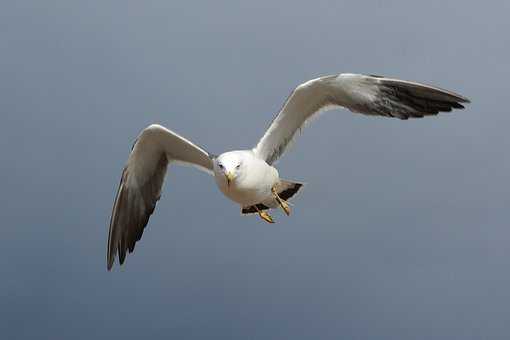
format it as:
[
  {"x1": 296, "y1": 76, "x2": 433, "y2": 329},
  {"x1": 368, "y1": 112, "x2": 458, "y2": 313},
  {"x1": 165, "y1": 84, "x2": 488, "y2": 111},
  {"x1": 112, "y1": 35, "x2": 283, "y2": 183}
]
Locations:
[{"x1": 1, "y1": 1, "x2": 509, "y2": 339}]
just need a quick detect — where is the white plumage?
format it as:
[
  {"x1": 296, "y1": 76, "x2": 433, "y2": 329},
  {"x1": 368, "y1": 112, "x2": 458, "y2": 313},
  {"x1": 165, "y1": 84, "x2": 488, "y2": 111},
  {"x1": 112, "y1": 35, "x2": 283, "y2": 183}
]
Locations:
[{"x1": 107, "y1": 73, "x2": 470, "y2": 270}]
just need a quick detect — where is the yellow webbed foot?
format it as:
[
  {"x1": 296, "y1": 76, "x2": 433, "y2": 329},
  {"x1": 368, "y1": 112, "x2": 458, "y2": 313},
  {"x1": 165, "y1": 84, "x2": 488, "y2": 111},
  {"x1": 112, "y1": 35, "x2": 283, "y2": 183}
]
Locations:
[
  {"x1": 258, "y1": 210, "x2": 275, "y2": 223},
  {"x1": 272, "y1": 186, "x2": 291, "y2": 216}
]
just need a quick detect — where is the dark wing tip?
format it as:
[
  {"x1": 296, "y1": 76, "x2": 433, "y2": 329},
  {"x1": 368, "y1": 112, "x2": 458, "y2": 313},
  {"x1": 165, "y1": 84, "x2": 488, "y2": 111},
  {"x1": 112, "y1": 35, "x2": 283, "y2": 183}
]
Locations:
[
  {"x1": 459, "y1": 96, "x2": 471, "y2": 104},
  {"x1": 446, "y1": 90, "x2": 470, "y2": 104},
  {"x1": 432, "y1": 87, "x2": 471, "y2": 104},
  {"x1": 106, "y1": 172, "x2": 126, "y2": 271},
  {"x1": 377, "y1": 78, "x2": 471, "y2": 120},
  {"x1": 106, "y1": 154, "x2": 168, "y2": 271}
]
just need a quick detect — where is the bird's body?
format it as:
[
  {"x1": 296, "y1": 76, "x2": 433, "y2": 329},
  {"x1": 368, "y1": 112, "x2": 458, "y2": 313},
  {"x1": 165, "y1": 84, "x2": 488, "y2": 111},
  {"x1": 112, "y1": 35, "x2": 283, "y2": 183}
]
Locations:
[
  {"x1": 106, "y1": 73, "x2": 470, "y2": 270},
  {"x1": 213, "y1": 150, "x2": 280, "y2": 207}
]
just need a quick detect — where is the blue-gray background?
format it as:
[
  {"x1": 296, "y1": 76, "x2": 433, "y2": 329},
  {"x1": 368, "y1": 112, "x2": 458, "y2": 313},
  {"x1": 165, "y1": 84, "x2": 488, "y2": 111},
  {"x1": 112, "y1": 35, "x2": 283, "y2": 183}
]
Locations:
[{"x1": 1, "y1": 1, "x2": 509, "y2": 339}]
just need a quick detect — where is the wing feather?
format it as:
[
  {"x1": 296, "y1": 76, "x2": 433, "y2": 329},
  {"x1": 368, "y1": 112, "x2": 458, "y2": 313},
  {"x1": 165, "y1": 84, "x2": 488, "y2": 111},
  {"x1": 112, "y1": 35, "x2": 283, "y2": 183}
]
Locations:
[
  {"x1": 107, "y1": 124, "x2": 213, "y2": 270},
  {"x1": 253, "y1": 73, "x2": 469, "y2": 164}
]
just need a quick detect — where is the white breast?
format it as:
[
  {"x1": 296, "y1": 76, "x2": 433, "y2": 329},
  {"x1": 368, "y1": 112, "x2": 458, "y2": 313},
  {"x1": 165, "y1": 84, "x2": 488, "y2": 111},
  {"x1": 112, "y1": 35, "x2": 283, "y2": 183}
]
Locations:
[{"x1": 214, "y1": 150, "x2": 279, "y2": 206}]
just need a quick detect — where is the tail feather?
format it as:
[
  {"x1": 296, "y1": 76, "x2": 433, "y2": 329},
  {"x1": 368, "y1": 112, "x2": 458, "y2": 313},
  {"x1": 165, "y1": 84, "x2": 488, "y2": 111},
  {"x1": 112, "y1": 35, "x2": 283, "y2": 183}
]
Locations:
[
  {"x1": 241, "y1": 180, "x2": 304, "y2": 214},
  {"x1": 277, "y1": 180, "x2": 304, "y2": 201}
]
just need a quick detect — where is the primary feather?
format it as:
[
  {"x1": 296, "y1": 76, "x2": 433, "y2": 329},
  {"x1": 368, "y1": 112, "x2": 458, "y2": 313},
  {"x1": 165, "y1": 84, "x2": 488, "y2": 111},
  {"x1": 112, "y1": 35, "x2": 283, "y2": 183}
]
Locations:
[
  {"x1": 253, "y1": 73, "x2": 470, "y2": 165},
  {"x1": 107, "y1": 124, "x2": 213, "y2": 270}
]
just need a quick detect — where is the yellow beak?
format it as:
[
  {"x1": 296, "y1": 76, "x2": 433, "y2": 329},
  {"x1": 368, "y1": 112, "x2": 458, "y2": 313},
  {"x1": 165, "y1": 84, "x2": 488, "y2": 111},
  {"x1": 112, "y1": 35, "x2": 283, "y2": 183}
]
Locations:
[{"x1": 225, "y1": 172, "x2": 235, "y2": 187}]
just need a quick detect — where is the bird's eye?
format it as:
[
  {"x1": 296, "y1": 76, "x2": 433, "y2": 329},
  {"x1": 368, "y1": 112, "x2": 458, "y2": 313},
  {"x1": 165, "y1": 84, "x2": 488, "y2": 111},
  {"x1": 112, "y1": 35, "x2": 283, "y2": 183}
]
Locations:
[
  {"x1": 236, "y1": 164, "x2": 241, "y2": 169},
  {"x1": 218, "y1": 163, "x2": 224, "y2": 169}
]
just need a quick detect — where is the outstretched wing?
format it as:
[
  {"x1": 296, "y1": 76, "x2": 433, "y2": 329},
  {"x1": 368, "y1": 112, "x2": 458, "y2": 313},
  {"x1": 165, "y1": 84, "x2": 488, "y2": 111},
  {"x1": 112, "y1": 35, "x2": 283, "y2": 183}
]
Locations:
[
  {"x1": 253, "y1": 73, "x2": 470, "y2": 165},
  {"x1": 107, "y1": 124, "x2": 213, "y2": 270}
]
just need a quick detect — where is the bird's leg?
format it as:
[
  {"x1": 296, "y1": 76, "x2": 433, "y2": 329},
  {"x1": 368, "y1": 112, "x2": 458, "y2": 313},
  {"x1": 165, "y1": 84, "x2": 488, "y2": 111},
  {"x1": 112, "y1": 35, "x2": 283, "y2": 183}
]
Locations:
[
  {"x1": 254, "y1": 205, "x2": 275, "y2": 224},
  {"x1": 272, "y1": 186, "x2": 291, "y2": 216}
]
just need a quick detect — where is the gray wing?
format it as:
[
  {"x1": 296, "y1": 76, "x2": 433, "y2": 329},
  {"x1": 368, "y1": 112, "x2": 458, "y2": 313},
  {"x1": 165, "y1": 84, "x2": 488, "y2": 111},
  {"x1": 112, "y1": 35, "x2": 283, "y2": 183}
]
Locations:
[
  {"x1": 253, "y1": 73, "x2": 470, "y2": 165},
  {"x1": 107, "y1": 124, "x2": 213, "y2": 270}
]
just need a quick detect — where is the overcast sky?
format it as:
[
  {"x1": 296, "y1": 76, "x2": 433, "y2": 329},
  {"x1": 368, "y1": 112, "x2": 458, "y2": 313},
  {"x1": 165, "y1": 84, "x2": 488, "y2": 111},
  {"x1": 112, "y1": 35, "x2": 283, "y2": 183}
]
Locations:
[{"x1": 1, "y1": 1, "x2": 509, "y2": 339}]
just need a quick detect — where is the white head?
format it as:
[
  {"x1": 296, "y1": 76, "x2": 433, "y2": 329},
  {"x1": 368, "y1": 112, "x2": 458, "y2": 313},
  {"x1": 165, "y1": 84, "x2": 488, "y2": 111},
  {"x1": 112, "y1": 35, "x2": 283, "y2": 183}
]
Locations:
[{"x1": 213, "y1": 151, "x2": 245, "y2": 188}]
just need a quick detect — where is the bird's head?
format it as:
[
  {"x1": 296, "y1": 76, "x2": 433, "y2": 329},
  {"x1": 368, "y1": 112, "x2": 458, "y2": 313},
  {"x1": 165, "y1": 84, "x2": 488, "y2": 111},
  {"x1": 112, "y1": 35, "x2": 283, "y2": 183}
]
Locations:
[{"x1": 214, "y1": 152, "x2": 244, "y2": 188}]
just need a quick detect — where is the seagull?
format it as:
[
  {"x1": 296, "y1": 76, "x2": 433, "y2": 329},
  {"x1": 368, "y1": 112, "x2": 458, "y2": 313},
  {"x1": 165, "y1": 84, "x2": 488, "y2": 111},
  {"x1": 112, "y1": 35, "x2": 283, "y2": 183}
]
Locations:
[{"x1": 107, "y1": 73, "x2": 470, "y2": 270}]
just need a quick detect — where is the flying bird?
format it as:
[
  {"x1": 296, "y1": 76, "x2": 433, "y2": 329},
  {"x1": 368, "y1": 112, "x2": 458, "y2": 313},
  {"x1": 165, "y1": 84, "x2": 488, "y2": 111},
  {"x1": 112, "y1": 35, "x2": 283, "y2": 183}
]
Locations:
[{"x1": 107, "y1": 73, "x2": 470, "y2": 270}]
